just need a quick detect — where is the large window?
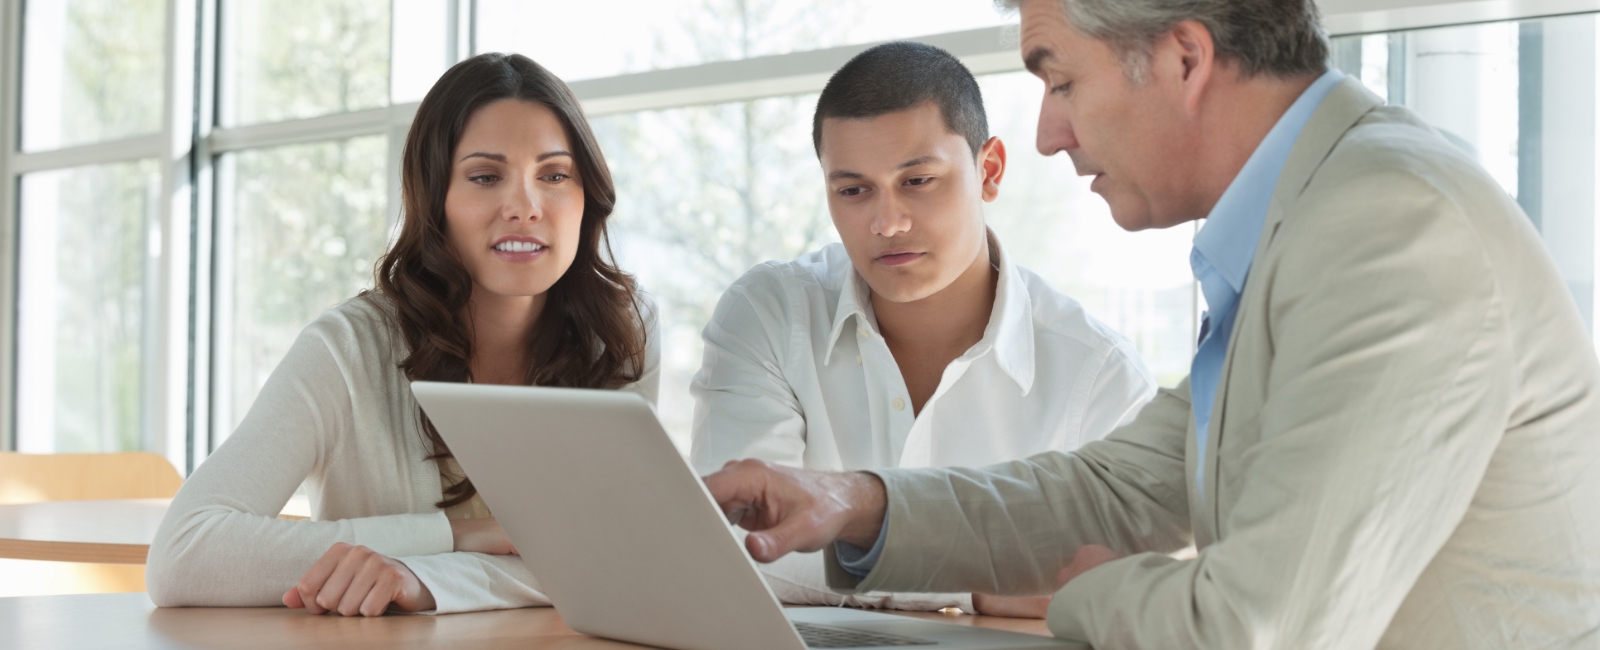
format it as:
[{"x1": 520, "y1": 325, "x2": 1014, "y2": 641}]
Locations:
[
  {"x1": 5, "y1": 1, "x2": 1600, "y2": 466},
  {"x1": 13, "y1": 0, "x2": 168, "y2": 454}
]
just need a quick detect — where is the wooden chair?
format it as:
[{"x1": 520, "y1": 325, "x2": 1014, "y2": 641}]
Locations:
[
  {"x1": 0, "y1": 452, "x2": 183, "y2": 504},
  {"x1": 0, "y1": 452, "x2": 184, "y2": 596}
]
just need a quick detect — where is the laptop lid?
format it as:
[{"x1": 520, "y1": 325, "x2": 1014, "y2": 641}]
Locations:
[{"x1": 410, "y1": 382, "x2": 807, "y2": 650}]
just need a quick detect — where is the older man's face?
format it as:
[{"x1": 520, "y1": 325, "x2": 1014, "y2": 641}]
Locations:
[{"x1": 1020, "y1": 0, "x2": 1199, "y2": 231}]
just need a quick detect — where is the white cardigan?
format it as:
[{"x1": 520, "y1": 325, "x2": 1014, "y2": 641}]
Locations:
[{"x1": 146, "y1": 293, "x2": 660, "y2": 613}]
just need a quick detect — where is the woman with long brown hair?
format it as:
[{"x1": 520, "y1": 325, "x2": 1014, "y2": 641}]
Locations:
[{"x1": 146, "y1": 53, "x2": 656, "y2": 616}]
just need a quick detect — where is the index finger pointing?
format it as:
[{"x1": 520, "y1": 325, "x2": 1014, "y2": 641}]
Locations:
[{"x1": 703, "y1": 461, "x2": 765, "y2": 513}]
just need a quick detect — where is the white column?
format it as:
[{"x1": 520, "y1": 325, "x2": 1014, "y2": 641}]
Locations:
[
  {"x1": 11, "y1": 1, "x2": 68, "y2": 453},
  {"x1": 15, "y1": 172, "x2": 59, "y2": 453},
  {"x1": 1537, "y1": 16, "x2": 1598, "y2": 334},
  {"x1": 1404, "y1": 24, "x2": 1520, "y2": 192},
  {"x1": 0, "y1": 0, "x2": 23, "y2": 450}
]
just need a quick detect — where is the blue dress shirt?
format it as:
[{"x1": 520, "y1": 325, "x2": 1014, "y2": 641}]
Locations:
[
  {"x1": 1189, "y1": 69, "x2": 1343, "y2": 497},
  {"x1": 836, "y1": 517, "x2": 888, "y2": 577},
  {"x1": 834, "y1": 69, "x2": 1349, "y2": 575}
]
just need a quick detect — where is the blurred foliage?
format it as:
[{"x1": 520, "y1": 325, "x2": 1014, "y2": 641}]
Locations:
[
  {"x1": 223, "y1": 136, "x2": 388, "y2": 433},
  {"x1": 214, "y1": 0, "x2": 392, "y2": 435},
  {"x1": 224, "y1": 0, "x2": 389, "y2": 124},
  {"x1": 21, "y1": 0, "x2": 164, "y2": 450},
  {"x1": 24, "y1": 0, "x2": 166, "y2": 149},
  {"x1": 592, "y1": 0, "x2": 859, "y2": 439},
  {"x1": 34, "y1": 161, "x2": 160, "y2": 452}
]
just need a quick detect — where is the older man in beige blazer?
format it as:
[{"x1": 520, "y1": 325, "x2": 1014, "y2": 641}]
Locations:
[{"x1": 704, "y1": 0, "x2": 1600, "y2": 648}]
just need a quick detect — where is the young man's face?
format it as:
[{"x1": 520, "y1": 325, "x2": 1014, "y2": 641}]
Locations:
[{"x1": 819, "y1": 101, "x2": 1004, "y2": 304}]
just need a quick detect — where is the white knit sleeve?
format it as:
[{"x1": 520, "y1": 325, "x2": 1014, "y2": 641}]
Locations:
[{"x1": 146, "y1": 317, "x2": 453, "y2": 607}]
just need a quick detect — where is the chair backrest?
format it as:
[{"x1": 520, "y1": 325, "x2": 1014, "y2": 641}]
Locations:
[{"x1": 0, "y1": 452, "x2": 183, "y2": 504}]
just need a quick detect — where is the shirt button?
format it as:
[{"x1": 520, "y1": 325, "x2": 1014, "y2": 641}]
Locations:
[
  {"x1": 858, "y1": 326, "x2": 870, "y2": 338},
  {"x1": 855, "y1": 354, "x2": 862, "y2": 365},
  {"x1": 892, "y1": 397, "x2": 906, "y2": 411}
]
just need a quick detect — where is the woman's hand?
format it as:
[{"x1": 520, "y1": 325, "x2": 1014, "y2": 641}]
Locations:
[
  {"x1": 283, "y1": 543, "x2": 435, "y2": 616},
  {"x1": 450, "y1": 517, "x2": 518, "y2": 555}
]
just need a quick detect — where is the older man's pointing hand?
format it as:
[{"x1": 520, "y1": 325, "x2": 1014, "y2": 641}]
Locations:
[{"x1": 704, "y1": 459, "x2": 888, "y2": 564}]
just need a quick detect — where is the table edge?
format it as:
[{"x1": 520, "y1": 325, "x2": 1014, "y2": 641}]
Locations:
[{"x1": 0, "y1": 539, "x2": 149, "y2": 564}]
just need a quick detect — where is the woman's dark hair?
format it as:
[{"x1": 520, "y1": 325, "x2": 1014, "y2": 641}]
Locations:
[{"x1": 372, "y1": 52, "x2": 646, "y2": 508}]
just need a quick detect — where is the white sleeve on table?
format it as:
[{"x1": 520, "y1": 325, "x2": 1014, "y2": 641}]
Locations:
[{"x1": 146, "y1": 319, "x2": 453, "y2": 607}]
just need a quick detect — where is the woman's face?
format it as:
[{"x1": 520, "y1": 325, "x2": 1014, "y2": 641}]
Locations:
[{"x1": 444, "y1": 99, "x2": 585, "y2": 301}]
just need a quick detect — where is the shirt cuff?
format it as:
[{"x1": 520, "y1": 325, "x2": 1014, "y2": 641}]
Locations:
[
  {"x1": 833, "y1": 512, "x2": 889, "y2": 577},
  {"x1": 350, "y1": 511, "x2": 454, "y2": 558}
]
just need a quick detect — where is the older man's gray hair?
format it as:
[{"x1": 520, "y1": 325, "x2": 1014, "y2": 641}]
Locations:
[{"x1": 999, "y1": 0, "x2": 1329, "y2": 82}]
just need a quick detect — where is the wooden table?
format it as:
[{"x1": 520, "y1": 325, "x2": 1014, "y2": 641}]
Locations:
[
  {"x1": 0, "y1": 498, "x2": 313, "y2": 565},
  {"x1": 0, "y1": 592, "x2": 1058, "y2": 649}
]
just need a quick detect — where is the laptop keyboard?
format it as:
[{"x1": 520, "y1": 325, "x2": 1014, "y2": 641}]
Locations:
[{"x1": 795, "y1": 622, "x2": 937, "y2": 648}]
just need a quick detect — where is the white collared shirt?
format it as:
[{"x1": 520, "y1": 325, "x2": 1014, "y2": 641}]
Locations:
[{"x1": 689, "y1": 237, "x2": 1155, "y2": 612}]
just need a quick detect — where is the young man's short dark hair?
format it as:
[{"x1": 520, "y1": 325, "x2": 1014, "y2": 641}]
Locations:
[{"x1": 812, "y1": 41, "x2": 989, "y2": 158}]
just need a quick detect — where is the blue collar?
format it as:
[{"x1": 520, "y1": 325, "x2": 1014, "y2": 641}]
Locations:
[{"x1": 1190, "y1": 69, "x2": 1346, "y2": 299}]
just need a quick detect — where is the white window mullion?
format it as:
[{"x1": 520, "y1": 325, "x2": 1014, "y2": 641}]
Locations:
[
  {"x1": 150, "y1": 0, "x2": 202, "y2": 474},
  {"x1": 0, "y1": 0, "x2": 24, "y2": 452},
  {"x1": 189, "y1": 0, "x2": 219, "y2": 470}
]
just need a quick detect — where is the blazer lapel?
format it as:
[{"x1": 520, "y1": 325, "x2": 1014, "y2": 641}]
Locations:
[{"x1": 1201, "y1": 77, "x2": 1385, "y2": 535}]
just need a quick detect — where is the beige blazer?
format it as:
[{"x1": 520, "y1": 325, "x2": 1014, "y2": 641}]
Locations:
[{"x1": 827, "y1": 77, "x2": 1600, "y2": 648}]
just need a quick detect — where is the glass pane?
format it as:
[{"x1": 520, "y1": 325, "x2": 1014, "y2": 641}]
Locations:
[
  {"x1": 980, "y1": 72, "x2": 1197, "y2": 388},
  {"x1": 214, "y1": 136, "x2": 389, "y2": 442},
  {"x1": 220, "y1": 0, "x2": 390, "y2": 125},
  {"x1": 21, "y1": 0, "x2": 166, "y2": 151},
  {"x1": 475, "y1": 0, "x2": 1010, "y2": 82},
  {"x1": 16, "y1": 160, "x2": 162, "y2": 453},
  {"x1": 595, "y1": 76, "x2": 1195, "y2": 449},
  {"x1": 391, "y1": 0, "x2": 454, "y2": 104},
  {"x1": 594, "y1": 94, "x2": 836, "y2": 448},
  {"x1": 1331, "y1": 14, "x2": 1600, "y2": 341}
]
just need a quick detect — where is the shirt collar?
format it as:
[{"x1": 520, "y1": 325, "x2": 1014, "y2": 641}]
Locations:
[
  {"x1": 824, "y1": 231, "x2": 1036, "y2": 395},
  {"x1": 824, "y1": 261, "x2": 877, "y2": 365},
  {"x1": 1191, "y1": 69, "x2": 1346, "y2": 297}
]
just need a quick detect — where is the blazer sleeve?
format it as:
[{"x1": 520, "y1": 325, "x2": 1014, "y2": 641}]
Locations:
[
  {"x1": 688, "y1": 277, "x2": 809, "y2": 475},
  {"x1": 1045, "y1": 168, "x2": 1516, "y2": 648},
  {"x1": 146, "y1": 319, "x2": 454, "y2": 607},
  {"x1": 825, "y1": 379, "x2": 1195, "y2": 595}
]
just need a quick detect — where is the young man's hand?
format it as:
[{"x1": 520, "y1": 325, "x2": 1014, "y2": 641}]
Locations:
[{"x1": 283, "y1": 542, "x2": 435, "y2": 616}]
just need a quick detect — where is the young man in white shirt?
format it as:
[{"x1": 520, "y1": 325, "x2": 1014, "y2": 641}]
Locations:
[{"x1": 689, "y1": 42, "x2": 1155, "y2": 615}]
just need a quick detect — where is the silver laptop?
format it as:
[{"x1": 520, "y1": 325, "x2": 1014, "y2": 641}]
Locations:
[{"x1": 411, "y1": 382, "x2": 1080, "y2": 650}]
